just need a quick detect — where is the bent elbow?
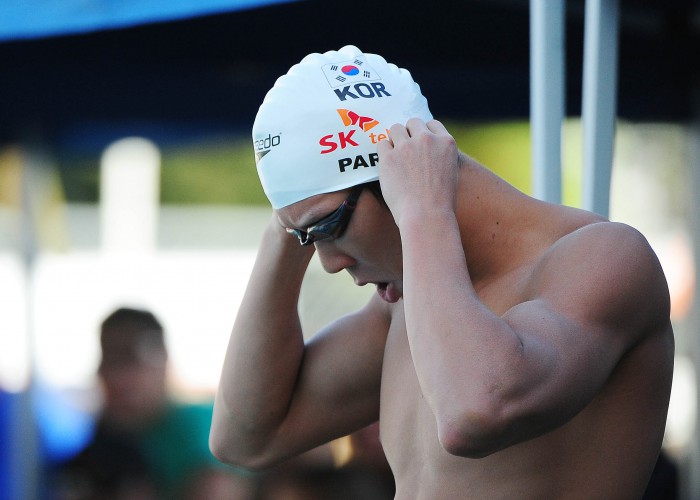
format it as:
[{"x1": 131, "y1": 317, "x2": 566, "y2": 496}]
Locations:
[
  {"x1": 437, "y1": 404, "x2": 508, "y2": 459},
  {"x1": 209, "y1": 430, "x2": 241, "y2": 467},
  {"x1": 209, "y1": 431, "x2": 234, "y2": 465},
  {"x1": 209, "y1": 428, "x2": 276, "y2": 472}
]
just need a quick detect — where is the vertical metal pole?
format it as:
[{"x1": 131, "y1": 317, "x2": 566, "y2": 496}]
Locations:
[
  {"x1": 582, "y1": 0, "x2": 620, "y2": 217},
  {"x1": 687, "y1": 118, "x2": 700, "y2": 500},
  {"x1": 530, "y1": 0, "x2": 565, "y2": 204},
  {"x1": 17, "y1": 145, "x2": 41, "y2": 500}
]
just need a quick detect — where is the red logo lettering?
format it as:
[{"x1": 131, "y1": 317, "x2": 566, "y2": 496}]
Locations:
[
  {"x1": 338, "y1": 130, "x2": 358, "y2": 148},
  {"x1": 319, "y1": 134, "x2": 337, "y2": 154}
]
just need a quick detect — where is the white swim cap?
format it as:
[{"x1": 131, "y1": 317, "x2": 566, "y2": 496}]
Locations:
[{"x1": 252, "y1": 45, "x2": 433, "y2": 209}]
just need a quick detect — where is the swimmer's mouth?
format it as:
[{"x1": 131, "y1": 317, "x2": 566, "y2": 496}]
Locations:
[
  {"x1": 375, "y1": 282, "x2": 401, "y2": 303},
  {"x1": 354, "y1": 280, "x2": 386, "y2": 290},
  {"x1": 353, "y1": 279, "x2": 400, "y2": 302}
]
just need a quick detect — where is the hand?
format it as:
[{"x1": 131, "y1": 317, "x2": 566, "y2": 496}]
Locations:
[{"x1": 377, "y1": 118, "x2": 460, "y2": 226}]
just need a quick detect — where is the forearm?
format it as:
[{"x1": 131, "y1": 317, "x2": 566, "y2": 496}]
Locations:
[
  {"x1": 399, "y1": 210, "x2": 528, "y2": 453},
  {"x1": 211, "y1": 218, "x2": 314, "y2": 464}
]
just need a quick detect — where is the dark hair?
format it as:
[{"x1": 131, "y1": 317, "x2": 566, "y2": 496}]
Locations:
[{"x1": 100, "y1": 307, "x2": 164, "y2": 348}]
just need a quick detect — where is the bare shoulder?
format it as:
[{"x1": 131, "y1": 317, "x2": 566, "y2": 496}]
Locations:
[
  {"x1": 531, "y1": 221, "x2": 671, "y2": 344},
  {"x1": 304, "y1": 292, "x2": 393, "y2": 387},
  {"x1": 310, "y1": 291, "x2": 393, "y2": 346}
]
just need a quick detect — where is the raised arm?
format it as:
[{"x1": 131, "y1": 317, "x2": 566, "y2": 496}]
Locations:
[
  {"x1": 377, "y1": 118, "x2": 673, "y2": 457},
  {"x1": 403, "y1": 217, "x2": 670, "y2": 457},
  {"x1": 210, "y1": 216, "x2": 388, "y2": 469}
]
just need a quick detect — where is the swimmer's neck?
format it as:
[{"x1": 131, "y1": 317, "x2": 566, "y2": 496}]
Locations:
[{"x1": 453, "y1": 154, "x2": 574, "y2": 286}]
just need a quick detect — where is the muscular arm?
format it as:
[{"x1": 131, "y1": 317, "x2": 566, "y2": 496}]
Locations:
[
  {"x1": 378, "y1": 119, "x2": 672, "y2": 458},
  {"x1": 402, "y1": 216, "x2": 668, "y2": 456},
  {"x1": 210, "y1": 217, "x2": 387, "y2": 469}
]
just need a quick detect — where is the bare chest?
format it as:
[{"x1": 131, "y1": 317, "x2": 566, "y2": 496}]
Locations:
[
  {"x1": 377, "y1": 281, "x2": 670, "y2": 498},
  {"x1": 377, "y1": 276, "x2": 526, "y2": 476}
]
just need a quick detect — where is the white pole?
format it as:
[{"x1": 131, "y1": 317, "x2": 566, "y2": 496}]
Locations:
[
  {"x1": 530, "y1": 0, "x2": 565, "y2": 204},
  {"x1": 100, "y1": 137, "x2": 161, "y2": 253},
  {"x1": 15, "y1": 143, "x2": 46, "y2": 500},
  {"x1": 582, "y1": 0, "x2": 620, "y2": 217},
  {"x1": 687, "y1": 118, "x2": 700, "y2": 500}
]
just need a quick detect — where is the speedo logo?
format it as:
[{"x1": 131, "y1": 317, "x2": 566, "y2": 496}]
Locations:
[
  {"x1": 319, "y1": 109, "x2": 389, "y2": 154},
  {"x1": 253, "y1": 133, "x2": 281, "y2": 162}
]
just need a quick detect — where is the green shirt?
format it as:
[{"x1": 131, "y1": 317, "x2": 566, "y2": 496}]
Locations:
[{"x1": 138, "y1": 401, "x2": 223, "y2": 497}]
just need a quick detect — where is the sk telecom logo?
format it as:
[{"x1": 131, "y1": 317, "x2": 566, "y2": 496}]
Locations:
[
  {"x1": 319, "y1": 109, "x2": 389, "y2": 154},
  {"x1": 322, "y1": 55, "x2": 379, "y2": 88},
  {"x1": 337, "y1": 109, "x2": 379, "y2": 132}
]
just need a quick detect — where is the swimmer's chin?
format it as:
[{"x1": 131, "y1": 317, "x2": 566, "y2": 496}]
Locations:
[{"x1": 376, "y1": 282, "x2": 402, "y2": 303}]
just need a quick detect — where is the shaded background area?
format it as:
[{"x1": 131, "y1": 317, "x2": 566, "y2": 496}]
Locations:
[
  {"x1": 1, "y1": 0, "x2": 698, "y2": 145},
  {"x1": 2, "y1": 0, "x2": 698, "y2": 208}
]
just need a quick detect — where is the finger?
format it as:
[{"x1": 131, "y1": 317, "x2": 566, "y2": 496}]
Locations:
[
  {"x1": 377, "y1": 136, "x2": 393, "y2": 153},
  {"x1": 387, "y1": 123, "x2": 409, "y2": 144},
  {"x1": 426, "y1": 119, "x2": 448, "y2": 135},
  {"x1": 405, "y1": 117, "x2": 430, "y2": 136}
]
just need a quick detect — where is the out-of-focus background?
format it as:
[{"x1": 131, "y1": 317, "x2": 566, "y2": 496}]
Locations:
[{"x1": 1, "y1": 0, "x2": 699, "y2": 498}]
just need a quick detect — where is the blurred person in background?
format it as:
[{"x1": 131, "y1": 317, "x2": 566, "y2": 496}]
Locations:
[
  {"x1": 209, "y1": 45, "x2": 674, "y2": 498},
  {"x1": 53, "y1": 307, "x2": 255, "y2": 500}
]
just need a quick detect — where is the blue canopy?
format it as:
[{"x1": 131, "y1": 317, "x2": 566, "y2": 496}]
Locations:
[{"x1": 0, "y1": 0, "x2": 295, "y2": 41}]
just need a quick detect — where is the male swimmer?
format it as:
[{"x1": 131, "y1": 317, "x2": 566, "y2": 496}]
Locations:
[{"x1": 211, "y1": 45, "x2": 674, "y2": 499}]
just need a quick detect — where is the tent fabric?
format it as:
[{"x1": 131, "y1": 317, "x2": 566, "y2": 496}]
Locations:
[{"x1": 0, "y1": 0, "x2": 296, "y2": 41}]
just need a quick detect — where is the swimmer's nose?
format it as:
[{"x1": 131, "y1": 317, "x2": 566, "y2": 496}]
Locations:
[{"x1": 315, "y1": 243, "x2": 355, "y2": 274}]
